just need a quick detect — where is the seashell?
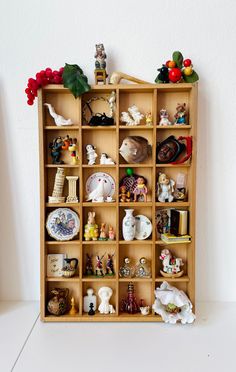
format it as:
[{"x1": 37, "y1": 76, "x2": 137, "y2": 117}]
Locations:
[{"x1": 119, "y1": 136, "x2": 151, "y2": 163}]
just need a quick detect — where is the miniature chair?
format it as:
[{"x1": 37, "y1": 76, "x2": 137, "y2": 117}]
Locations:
[{"x1": 94, "y1": 69, "x2": 107, "y2": 85}]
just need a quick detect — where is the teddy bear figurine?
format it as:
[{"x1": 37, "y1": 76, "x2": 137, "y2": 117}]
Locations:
[
  {"x1": 174, "y1": 103, "x2": 187, "y2": 125},
  {"x1": 157, "y1": 173, "x2": 175, "y2": 202}
]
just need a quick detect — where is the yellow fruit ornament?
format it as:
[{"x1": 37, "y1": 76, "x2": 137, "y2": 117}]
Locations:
[{"x1": 183, "y1": 67, "x2": 193, "y2": 76}]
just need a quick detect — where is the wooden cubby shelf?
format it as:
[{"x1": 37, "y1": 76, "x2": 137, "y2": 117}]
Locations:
[{"x1": 39, "y1": 83, "x2": 197, "y2": 322}]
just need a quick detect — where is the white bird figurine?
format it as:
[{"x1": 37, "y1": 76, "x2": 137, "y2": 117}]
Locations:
[
  {"x1": 86, "y1": 178, "x2": 106, "y2": 202},
  {"x1": 44, "y1": 103, "x2": 73, "y2": 126}
]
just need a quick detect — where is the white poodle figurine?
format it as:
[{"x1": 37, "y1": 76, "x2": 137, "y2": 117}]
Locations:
[
  {"x1": 120, "y1": 105, "x2": 144, "y2": 126},
  {"x1": 44, "y1": 103, "x2": 73, "y2": 126},
  {"x1": 100, "y1": 153, "x2": 115, "y2": 165},
  {"x1": 86, "y1": 144, "x2": 98, "y2": 165},
  {"x1": 98, "y1": 287, "x2": 115, "y2": 314}
]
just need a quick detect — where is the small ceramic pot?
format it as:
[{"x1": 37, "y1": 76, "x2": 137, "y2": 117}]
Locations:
[{"x1": 47, "y1": 288, "x2": 69, "y2": 316}]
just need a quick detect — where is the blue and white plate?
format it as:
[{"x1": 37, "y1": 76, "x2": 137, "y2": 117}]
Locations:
[{"x1": 46, "y1": 208, "x2": 80, "y2": 241}]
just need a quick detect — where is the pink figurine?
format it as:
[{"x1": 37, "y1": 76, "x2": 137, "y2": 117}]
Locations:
[
  {"x1": 108, "y1": 225, "x2": 115, "y2": 240},
  {"x1": 133, "y1": 177, "x2": 148, "y2": 202}
]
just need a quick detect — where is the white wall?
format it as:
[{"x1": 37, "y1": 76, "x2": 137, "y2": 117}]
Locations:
[{"x1": 0, "y1": 0, "x2": 235, "y2": 301}]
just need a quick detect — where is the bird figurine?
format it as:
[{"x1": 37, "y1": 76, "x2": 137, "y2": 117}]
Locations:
[
  {"x1": 155, "y1": 65, "x2": 169, "y2": 84},
  {"x1": 86, "y1": 178, "x2": 107, "y2": 202},
  {"x1": 44, "y1": 103, "x2": 73, "y2": 126}
]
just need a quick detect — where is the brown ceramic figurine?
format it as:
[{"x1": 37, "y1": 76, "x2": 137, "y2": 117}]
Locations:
[{"x1": 47, "y1": 288, "x2": 69, "y2": 316}]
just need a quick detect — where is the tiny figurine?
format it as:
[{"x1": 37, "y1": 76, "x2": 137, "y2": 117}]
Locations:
[
  {"x1": 86, "y1": 178, "x2": 107, "y2": 202},
  {"x1": 85, "y1": 253, "x2": 93, "y2": 276},
  {"x1": 62, "y1": 135, "x2": 71, "y2": 151},
  {"x1": 47, "y1": 288, "x2": 69, "y2": 316},
  {"x1": 108, "y1": 91, "x2": 116, "y2": 118},
  {"x1": 155, "y1": 65, "x2": 169, "y2": 84},
  {"x1": 152, "y1": 281, "x2": 195, "y2": 324},
  {"x1": 106, "y1": 253, "x2": 115, "y2": 275},
  {"x1": 99, "y1": 223, "x2": 107, "y2": 241},
  {"x1": 158, "y1": 109, "x2": 172, "y2": 126},
  {"x1": 120, "y1": 105, "x2": 144, "y2": 126},
  {"x1": 174, "y1": 172, "x2": 187, "y2": 201},
  {"x1": 62, "y1": 258, "x2": 79, "y2": 278},
  {"x1": 157, "y1": 173, "x2": 175, "y2": 202},
  {"x1": 88, "y1": 302, "x2": 95, "y2": 316},
  {"x1": 83, "y1": 288, "x2": 97, "y2": 312},
  {"x1": 119, "y1": 257, "x2": 134, "y2": 278},
  {"x1": 122, "y1": 209, "x2": 136, "y2": 241},
  {"x1": 84, "y1": 211, "x2": 99, "y2": 241},
  {"x1": 108, "y1": 225, "x2": 115, "y2": 240},
  {"x1": 119, "y1": 185, "x2": 131, "y2": 203},
  {"x1": 133, "y1": 177, "x2": 148, "y2": 202},
  {"x1": 95, "y1": 254, "x2": 105, "y2": 276},
  {"x1": 160, "y1": 249, "x2": 184, "y2": 277},
  {"x1": 95, "y1": 43, "x2": 107, "y2": 69},
  {"x1": 120, "y1": 282, "x2": 139, "y2": 314},
  {"x1": 69, "y1": 297, "x2": 78, "y2": 315},
  {"x1": 94, "y1": 43, "x2": 107, "y2": 84},
  {"x1": 68, "y1": 138, "x2": 79, "y2": 165},
  {"x1": 44, "y1": 103, "x2": 73, "y2": 126},
  {"x1": 134, "y1": 257, "x2": 151, "y2": 278},
  {"x1": 48, "y1": 167, "x2": 66, "y2": 203},
  {"x1": 100, "y1": 153, "x2": 115, "y2": 165},
  {"x1": 98, "y1": 287, "x2": 115, "y2": 314},
  {"x1": 174, "y1": 103, "x2": 187, "y2": 125},
  {"x1": 145, "y1": 112, "x2": 153, "y2": 126},
  {"x1": 86, "y1": 144, "x2": 98, "y2": 165},
  {"x1": 66, "y1": 176, "x2": 79, "y2": 203},
  {"x1": 49, "y1": 136, "x2": 64, "y2": 164},
  {"x1": 119, "y1": 136, "x2": 151, "y2": 163}
]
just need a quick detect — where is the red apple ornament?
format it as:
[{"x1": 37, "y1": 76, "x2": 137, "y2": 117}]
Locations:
[
  {"x1": 183, "y1": 59, "x2": 192, "y2": 67},
  {"x1": 169, "y1": 68, "x2": 182, "y2": 83}
]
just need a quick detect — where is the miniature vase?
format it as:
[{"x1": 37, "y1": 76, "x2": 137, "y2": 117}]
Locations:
[{"x1": 122, "y1": 209, "x2": 136, "y2": 241}]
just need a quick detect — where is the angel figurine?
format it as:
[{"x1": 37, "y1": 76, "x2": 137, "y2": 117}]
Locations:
[{"x1": 157, "y1": 173, "x2": 175, "y2": 202}]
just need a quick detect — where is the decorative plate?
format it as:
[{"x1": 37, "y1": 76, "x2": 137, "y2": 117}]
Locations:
[
  {"x1": 134, "y1": 215, "x2": 152, "y2": 240},
  {"x1": 46, "y1": 208, "x2": 80, "y2": 241},
  {"x1": 86, "y1": 172, "x2": 115, "y2": 199}
]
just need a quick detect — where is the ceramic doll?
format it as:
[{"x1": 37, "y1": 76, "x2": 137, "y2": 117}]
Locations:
[
  {"x1": 99, "y1": 223, "x2": 107, "y2": 241},
  {"x1": 157, "y1": 173, "x2": 175, "y2": 202},
  {"x1": 84, "y1": 212, "x2": 99, "y2": 241},
  {"x1": 98, "y1": 287, "x2": 115, "y2": 314},
  {"x1": 108, "y1": 225, "x2": 115, "y2": 240},
  {"x1": 133, "y1": 177, "x2": 148, "y2": 202},
  {"x1": 119, "y1": 185, "x2": 131, "y2": 203},
  {"x1": 95, "y1": 254, "x2": 105, "y2": 276},
  {"x1": 174, "y1": 103, "x2": 187, "y2": 125},
  {"x1": 159, "y1": 109, "x2": 172, "y2": 126},
  {"x1": 119, "y1": 257, "x2": 135, "y2": 278},
  {"x1": 106, "y1": 254, "x2": 115, "y2": 275},
  {"x1": 134, "y1": 257, "x2": 151, "y2": 278},
  {"x1": 86, "y1": 144, "x2": 98, "y2": 165}
]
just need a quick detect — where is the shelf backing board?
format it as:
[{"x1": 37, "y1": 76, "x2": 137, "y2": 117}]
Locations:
[{"x1": 38, "y1": 83, "x2": 197, "y2": 322}]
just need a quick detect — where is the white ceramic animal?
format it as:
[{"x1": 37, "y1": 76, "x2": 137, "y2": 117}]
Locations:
[
  {"x1": 152, "y1": 281, "x2": 195, "y2": 324},
  {"x1": 86, "y1": 144, "x2": 98, "y2": 165},
  {"x1": 100, "y1": 153, "x2": 115, "y2": 165},
  {"x1": 86, "y1": 178, "x2": 106, "y2": 202},
  {"x1": 98, "y1": 287, "x2": 115, "y2": 314},
  {"x1": 120, "y1": 105, "x2": 144, "y2": 126},
  {"x1": 159, "y1": 109, "x2": 172, "y2": 126},
  {"x1": 44, "y1": 103, "x2": 73, "y2": 126}
]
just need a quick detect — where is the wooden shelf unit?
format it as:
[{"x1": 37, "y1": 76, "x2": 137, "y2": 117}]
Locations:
[{"x1": 38, "y1": 83, "x2": 197, "y2": 322}]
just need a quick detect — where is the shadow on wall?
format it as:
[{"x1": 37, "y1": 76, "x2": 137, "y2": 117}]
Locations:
[{"x1": 0, "y1": 81, "x2": 22, "y2": 300}]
